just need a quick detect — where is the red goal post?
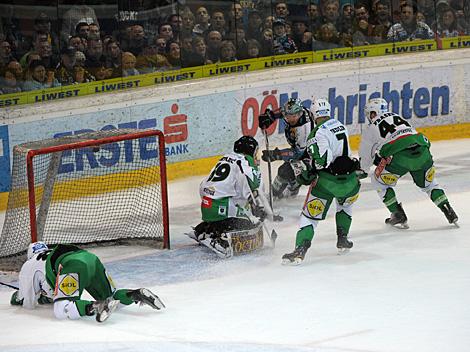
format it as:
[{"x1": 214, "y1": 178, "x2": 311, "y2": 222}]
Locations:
[{"x1": 0, "y1": 129, "x2": 169, "y2": 260}]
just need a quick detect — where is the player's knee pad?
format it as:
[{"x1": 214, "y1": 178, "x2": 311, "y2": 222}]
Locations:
[
  {"x1": 53, "y1": 300, "x2": 81, "y2": 320},
  {"x1": 372, "y1": 170, "x2": 399, "y2": 188},
  {"x1": 302, "y1": 194, "x2": 330, "y2": 221},
  {"x1": 278, "y1": 162, "x2": 296, "y2": 182}
]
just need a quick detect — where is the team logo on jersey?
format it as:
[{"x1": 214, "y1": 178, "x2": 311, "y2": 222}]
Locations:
[
  {"x1": 218, "y1": 206, "x2": 227, "y2": 216},
  {"x1": 202, "y1": 196, "x2": 212, "y2": 208},
  {"x1": 306, "y1": 199, "x2": 325, "y2": 218},
  {"x1": 344, "y1": 193, "x2": 359, "y2": 205},
  {"x1": 380, "y1": 173, "x2": 398, "y2": 185},
  {"x1": 425, "y1": 166, "x2": 435, "y2": 182},
  {"x1": 58, "y1": 273, "x2": 79, "y2": 297}
]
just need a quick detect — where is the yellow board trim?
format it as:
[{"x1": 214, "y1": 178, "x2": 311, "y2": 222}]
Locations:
[{"x1": 1, "y1": 124, "x2": 470, "y2": 211}]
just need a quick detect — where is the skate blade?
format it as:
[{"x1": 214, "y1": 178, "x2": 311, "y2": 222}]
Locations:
[
  {"x1": 281, "y1": 258, "x2": 303, "y2": 266},
  {"x1": 386, "y1": 221, "x2": 409, "y2": 229},
  {"x1": 96, "y1": 299, "x2": 120, "y2": 323},
  {"x1": 452, "y1": 221, "x2": 460, "y2": 228},
  {"x1": 337, "y1": 248, "x2": 350, "y2": 255},
  {"x1": 140, "y1": 288, "x2": 166, "y2": 310}
]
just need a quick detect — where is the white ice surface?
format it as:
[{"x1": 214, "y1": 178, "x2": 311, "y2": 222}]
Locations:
[{"x1": 0, "y1": 139, "x2": 469, "y2": 352}]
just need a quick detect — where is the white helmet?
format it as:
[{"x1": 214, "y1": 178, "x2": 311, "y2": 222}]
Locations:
[
  {"x1": 27, "y1": 241, "x2": 49, "y2": 260},
  {"x1": 364, "y1": 98, "x2": 388, "y2": 123},
  {"x1": 310, "y1": 98, "x2": 331, "y2": 119}
]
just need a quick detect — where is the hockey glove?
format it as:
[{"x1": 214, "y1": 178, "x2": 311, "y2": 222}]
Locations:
[
  {"x1": 261, "y1": 148, "x2": 283, "y2": 162},
  {"x1": 10, "y1": 291, "x2": 23, "y2": 306},
  {"x1": 249, "y1": 194, "x2": 267, "y2": 222},
  {"x1": 258, "y1": 109, "x2": 276, "y2": 130}
]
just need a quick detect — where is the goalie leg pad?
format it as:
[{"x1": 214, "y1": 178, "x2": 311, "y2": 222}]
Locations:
[{"x1": 199, "y1": 233, "x2": 234, "y2": 258}]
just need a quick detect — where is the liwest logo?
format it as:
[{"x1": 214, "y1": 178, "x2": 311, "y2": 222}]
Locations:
[
  {"x1": 54, "y1": 104, "x2": 189, "y2": 174},
  {"x1": 240, "y1": 81, "x2": 450, "y2": 135}
]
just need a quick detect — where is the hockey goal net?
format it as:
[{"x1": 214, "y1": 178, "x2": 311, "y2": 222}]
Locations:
[{"x1": 0, "y1": 129, "x2": 169, "y2": 264}]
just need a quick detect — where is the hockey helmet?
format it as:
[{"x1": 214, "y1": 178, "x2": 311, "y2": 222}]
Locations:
[
  {"x1": 27, "y1": 241, "x2": 49, "y2": 260},
  {"x1": 364, "y1": 98, "x2": 388, "y2": 123},
  {"x1": 282, "y1": 98, "x2": 303, "y2": 124},
  {"x1": 310, "y1": 98, "x2": 331, "y2": 120},
  {"x1": 233, "y1": 135, "x2": 259, "y2": 158}
]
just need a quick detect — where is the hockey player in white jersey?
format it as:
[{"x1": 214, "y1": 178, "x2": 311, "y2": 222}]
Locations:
[
  {"x1": 282, "y1": 98, "x2": 364, "y2": 265},
  {"x1": 189, "y1": 136, "x2": 268, "y2": 257},
  {"x1": 359, "y1": 98, "x2": 458, "y2": 228},
  {"x1": 258, "y1": 98, "x2": 315, "y2": 199}
]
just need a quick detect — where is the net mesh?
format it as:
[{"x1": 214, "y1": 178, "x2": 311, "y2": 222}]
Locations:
[{"x1": 0, "y1": 129, "x2": 167, "y2": 260}]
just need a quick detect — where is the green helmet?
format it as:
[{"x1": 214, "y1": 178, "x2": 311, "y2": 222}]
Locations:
[{"x1": 283, "y1": 98, "x2": 303, "y2": 115}]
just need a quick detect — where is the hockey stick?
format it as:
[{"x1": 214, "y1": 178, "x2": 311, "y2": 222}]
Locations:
[
  {"x1": 263, "y1": 129, "x2": 274, "y2": 211},
  {"x1": 236, "y1": 160, "x2": 278, "y2": 246},
  {"x1": 0, "y1": 281, "x2": 19, "y2": 290}
]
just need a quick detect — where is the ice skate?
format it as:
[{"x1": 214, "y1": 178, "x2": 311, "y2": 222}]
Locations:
[
  {"x1": 129, "y1": 288, "x2": 165, "y2": 310},
  {"x1": 336, "y1": 231, "x2": 353, "y2": 254},
  {"x1": 440, "y1": 202, "x2": 459, "y2": 227},
  {"x1": 281, "y1": 240, "x2": 311, "y2": 266},
  {"x1": 385, "y1": 203, "x2": 409, "y2": 229},
  {"x1": 199, "y1": 233, "x2": 233, "y2": 258},
  {"x1": 92, "y1": 297, "x2": 120, "y2": 323}
]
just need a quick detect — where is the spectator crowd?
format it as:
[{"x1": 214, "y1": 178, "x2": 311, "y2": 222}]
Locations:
[{"x1": 0, "y1": 0, "x2": 469, "y2": 94}]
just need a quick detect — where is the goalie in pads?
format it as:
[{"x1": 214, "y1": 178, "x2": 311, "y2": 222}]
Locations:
[
  {"x1": 188, "y1": 136, "x2": 268, "y2": 258},
  {"x1": 10, "y1": 242, "x2": 165, "y2": 322}
]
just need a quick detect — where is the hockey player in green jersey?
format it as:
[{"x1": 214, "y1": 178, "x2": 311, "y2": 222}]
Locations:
[
  {"x1": 10, "y1": 242, "x2": 165, "y2": 322},
  {"x1": 189, "y1": 135, "x2": 268, "y2": 258},
  {"x1": 282, "y1": 98, "x2": 364, "y2": 265},
  {"x1": 359, "y1": 98, "x2": 458, "y2": 228},
  {"x1": 258, "y1": 98, "x2": 315, "y2": 199}
]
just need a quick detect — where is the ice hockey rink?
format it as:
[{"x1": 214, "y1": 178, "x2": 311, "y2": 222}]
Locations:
[{"x1": 0, "y1": 138, "x2": 469, "y2": 352}]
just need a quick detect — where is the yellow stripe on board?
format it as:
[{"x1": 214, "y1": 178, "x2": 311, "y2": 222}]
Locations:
[{"x1": 1, "y1": 124, "x2": 469, "y2": 211}]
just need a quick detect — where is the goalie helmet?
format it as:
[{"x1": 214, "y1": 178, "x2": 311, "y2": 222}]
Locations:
[
  {"x1": 233, "y1": 135, "x2": 259, "y2": 158},
  {"x1": 27, "y1": 241, "x2": 49, "y2": 260},
  {"x1": 364, "y1": 98, "x2": 388, "y2": 123},
  {"x1": 310, "y1": 98, "x2": 331, "y2": 119}
]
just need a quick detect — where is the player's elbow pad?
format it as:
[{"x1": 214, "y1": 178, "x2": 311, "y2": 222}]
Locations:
[{"x1": 54, "y1": 300, "x2": 81, "y2": 320}]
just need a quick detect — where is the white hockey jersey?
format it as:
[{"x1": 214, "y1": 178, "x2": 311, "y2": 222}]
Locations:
[
  {"x1": 199, "y1": 152, "x2": 261, "y2": 202},
  {"x1": 307, "y1": 118, "x2": 351, "y2": 169},
  {"x1": 17, "y1": 253, "x2": 54, "y2": 309},
  {"x1": 359, "y1": 112, "x2": 417, "y2": 170}
]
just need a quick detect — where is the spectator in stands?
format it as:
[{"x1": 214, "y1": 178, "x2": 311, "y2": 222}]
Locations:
[
  {"x1": 436, "y1": 6, "x2": 465, "y2": 37},
  {"x1": 307, "y1": 3, "x2": 323, "y2": 34},
  {"x1": 193, "y1": 7, "x2": 211, "y2": 35},
  {"x1": 158, "y1": 23, "x2": 174, "y2": 43},
  {"x1": 55, "y1": 47, "x2": 77, "y2": 85},
  {"x1": 352, "y1": 4, "x2": 376, "y2": 45},
  {"x1": 135, "y1": 45, "x2": 171, "y2": 73},
  {"x1": 246, "y1": 38, "x2": 261, "y2": 58},
  {"x1": 387, "y1": 3, "x2": 434, "y2": 41},
  {"x1": 124, "y1": 24, "x2": 147, "y2": 56},
  {"x1": 180, "y1": 35, "x2": 193, "y2": 64},
  {"x1": 37, "y1": 40, "x2": 57, "y2": 70},
  {"x1": 23, "y1": 60, "x2": 61, "y2": 91},
  {"x1": 211, "y1": 10, "x2": 227, "y2": 38},
  {"x1": 154, "y1": 36, "x2": 168, "y2": 55},
  {"x1": 227, "y1": 2, "x2": 243, "y2": 32},
  {"x1": 165, "y1": 41, "x2": 181, "y2": 68},
  {"x1": 274, "y1": 2, "x2": 290, "y2": 20},
  {"x1": 33, "y1": 13, "x2": 60, "y2": 54},
  {"x1": 105, "y1": 39, "x2": 121, "y2": 78},
  {"x1": 322, "y1": 0, "x2": 341, "y2": 28},
  {"x1": 121, "y1": 52, "x2": 140, "y2": 77},
  {"x1": 6, "y1": 60, "x2": 24, "y2": 86},
  {"x1": 272, "y1": 18, "x2": 297, "y2": 55},
  {"x1": 69, "y1": 35, "x2": 86, "y2": 53},
  {"x1": 0, "y1": 40, "x2": 14, "y2": 70},
  {"x1": 246, "y1": 10, "x2": 263, "y2": 42},
  {"x1": 228, "y1": 28, "x2": 249, "y2": 59},
  {"x1": 93, "y1": 65, "x2": 113, "y2": 81},
  {"x1": 337, "y1": 3, "x2": 355, "y2": 35},
  {"x1": 168, "y1": 14, "x2": 183, "y2": 42},
  {"x1": 85, "y1": 36, "x2": 105, "y2": 76},
  {"x1": 291, "y1": 19, "x2": 310, "y2": 50},
  {"x1": 417, "y1": 0, "x2": 437, "y2": 23},
  {"x1": 219, "y1": 40, "x2": 237, "y2": 62},
  {"x1": 264, "y1": 16, "x2": 274, "y2": 30},
  {"x1": 61, "y1": 1, "x2": 98, "y2": 42},
  {"x1": 181, "y1": 10, "x2": 196, "y2": 37},
  {"x1": 371, "y1": 0, "x2": 393, "y2": 42},
  {"x1": 89, "y1": 23, "x2": 101, "y2": 39},
  {"x1": 72, "y1": 65, "x2": 93, "y2": 84},
  {"x1": 19, "y1": 32, "x2": 49, "y2": 69},
  {"x1": 0, "y1": 69, "x2": 22, "y2": 94},
  {"x1": 75, "y1": 50, "x2": 86, "y2": 68},
  {"x1": 260, "y1": 28, "x2": 274, "y2": 56},
  {"x1": 75, "y1": 22, "x2": 90, "y2": 40},
  {"x1": 314, "y1": 23, "x2": 340, "y2": 50},
  {"x1": 206, "y1": 30, "x2": 223, "y2": 63},
  {"x1": 186, "y1": 36, "x2": 212, "y2": 67}
]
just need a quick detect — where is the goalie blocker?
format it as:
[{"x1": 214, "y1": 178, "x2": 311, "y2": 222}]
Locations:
[{"x1": 186, "y1": 222, "x2": 264, "y2": 258}]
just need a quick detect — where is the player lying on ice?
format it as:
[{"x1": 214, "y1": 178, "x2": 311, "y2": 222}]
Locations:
[
  {"x1": 187, "y1": 135, "x2": 274, "y2": 258},
  {"x1": 281, "y1": 98, "x2": 367, "y2": 265},
  {"x1": 359, "y1": 98, "x2": 458, "y2": 228},
  {"x1": 10, "y1": 242, "x2": 165, "y2": 322}
]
